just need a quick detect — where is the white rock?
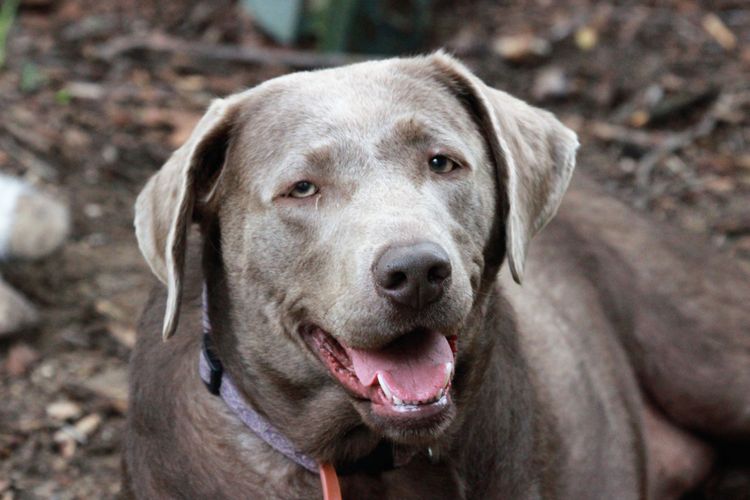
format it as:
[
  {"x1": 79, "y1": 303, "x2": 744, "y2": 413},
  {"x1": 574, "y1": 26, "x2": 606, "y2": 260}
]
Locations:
[
  {"x1": 0, "y1": 277, "x2": 38, "y2": 337},
  {"x1": 0, "y1": 175, "x2": 70, "y2": 260}
]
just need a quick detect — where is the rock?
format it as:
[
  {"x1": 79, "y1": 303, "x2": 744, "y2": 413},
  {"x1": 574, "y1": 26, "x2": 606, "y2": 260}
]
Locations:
[
  {"x1": 492, "y1": 33, "x2": 550, "y2": 63},
  {"x1": 0, "y1": 277, "x2": 38, "y2": 337},
  {"x1": 46, "y1": 400, "x2": 83, "y2": 422},
  {"x1": 3, "y1": 343, "x2": 40, "y2": 376},
  {"x1": 0, "y1": 175, "x2": 70, "y2": 261},
  {"x1": 532, "y1": 66, "x2": 570, "y2": 101}
]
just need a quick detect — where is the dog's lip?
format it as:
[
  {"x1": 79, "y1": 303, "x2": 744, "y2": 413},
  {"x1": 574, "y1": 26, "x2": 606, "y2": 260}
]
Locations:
[
  {"x1": 301, "y1": 325, "x2": 458, "y2": 417},
  {"x1": 367, "y1": 392, "x2": 452, "y2": 422}
]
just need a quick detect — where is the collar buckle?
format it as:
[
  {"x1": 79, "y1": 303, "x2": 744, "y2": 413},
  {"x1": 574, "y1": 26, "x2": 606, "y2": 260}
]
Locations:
[{"x1": 202, "y1": 333, "x2": 223, "y2": 395}]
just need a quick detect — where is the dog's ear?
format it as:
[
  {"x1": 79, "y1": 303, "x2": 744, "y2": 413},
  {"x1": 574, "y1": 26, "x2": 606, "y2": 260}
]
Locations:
[
  {"x1": 428, "y1": 52, "x2": 578, "y2": 283},
  {"x1": 134, "y1": 96, "x2": 241, "y2": 340}
]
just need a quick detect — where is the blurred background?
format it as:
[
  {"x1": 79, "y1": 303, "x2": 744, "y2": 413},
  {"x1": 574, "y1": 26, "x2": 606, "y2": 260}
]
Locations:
[{"x1": 0, "y1": 0, "x2": 747, "y2": 497}]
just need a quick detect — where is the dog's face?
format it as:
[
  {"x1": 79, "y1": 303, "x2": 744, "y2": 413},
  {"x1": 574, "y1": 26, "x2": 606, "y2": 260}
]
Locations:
[{"x1": 134, "y1": 53, "x2": 577, "y2": 450}]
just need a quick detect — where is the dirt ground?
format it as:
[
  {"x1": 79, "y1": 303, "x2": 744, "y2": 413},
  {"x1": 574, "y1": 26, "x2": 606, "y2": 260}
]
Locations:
[{"x1": 0, "y1": 1, "x2": 748, "y2": 498}]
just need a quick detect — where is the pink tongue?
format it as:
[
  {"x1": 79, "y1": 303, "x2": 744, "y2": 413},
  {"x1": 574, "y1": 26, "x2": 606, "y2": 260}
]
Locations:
[{"x1": 346, "y1": 330, "x2": 453, "y2": 403}]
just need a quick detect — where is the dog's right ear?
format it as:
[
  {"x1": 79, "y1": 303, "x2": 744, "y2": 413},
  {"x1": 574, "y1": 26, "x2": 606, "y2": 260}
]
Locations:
[{"x1": 134, "y1": 96, "x2": 241, "y2": 340}]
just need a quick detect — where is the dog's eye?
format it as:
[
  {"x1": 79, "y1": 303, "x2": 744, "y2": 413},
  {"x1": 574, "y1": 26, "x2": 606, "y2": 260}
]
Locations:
[
  {"x1": 288, "y1": 181, "x2": 318, "y2": 198},
  {"x1": 429, "y1": 155, "x2": 459, "y2": 174}
]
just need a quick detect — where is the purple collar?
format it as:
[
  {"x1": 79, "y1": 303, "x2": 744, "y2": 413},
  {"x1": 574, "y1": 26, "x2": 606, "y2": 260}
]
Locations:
[
  {"x1": 198, "y1": 336, "x2": 319, "y2": 472},
  {"x1": 198, "y1": 288, "x2": 410, "y2": 476},
  {"x1": 198, "y1": 286, "x2": 318, "y2": 472}
]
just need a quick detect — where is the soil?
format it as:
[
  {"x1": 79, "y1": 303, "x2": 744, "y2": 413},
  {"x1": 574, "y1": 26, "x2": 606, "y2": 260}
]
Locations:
[{"x1": 0, "y1": 1, "x2": 748, "y2": 498}]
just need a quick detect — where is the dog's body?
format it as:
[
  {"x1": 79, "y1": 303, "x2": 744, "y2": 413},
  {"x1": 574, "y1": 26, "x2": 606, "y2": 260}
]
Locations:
[{"x1": 124, "y1": 54, "x2": 749, "y2": 499}]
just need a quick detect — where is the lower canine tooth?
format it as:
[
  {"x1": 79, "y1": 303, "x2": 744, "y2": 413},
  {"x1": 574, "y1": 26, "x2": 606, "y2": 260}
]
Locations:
[
  {"x1": 393, "y1": 396, "x2": 404, "y2": 406},
  {"x1": 377, "y1": 373, "x2": 394, "y2": 402}
]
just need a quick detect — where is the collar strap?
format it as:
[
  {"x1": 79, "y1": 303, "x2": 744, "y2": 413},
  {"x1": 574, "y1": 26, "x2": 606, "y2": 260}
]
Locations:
[{"x1": 198, "y1": 334, "x2": 319, "y2": 473}]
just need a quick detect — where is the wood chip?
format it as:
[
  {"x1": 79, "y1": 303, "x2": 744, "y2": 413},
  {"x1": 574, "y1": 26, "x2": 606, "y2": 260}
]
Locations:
[
  {"x1": 66, "y1": 81, "x2": 106, "y2": 100},
  {"x1": 492, "y1": 34, "x2": 551, "y2": 62},
  {"x1": 73, "y1": 413, "x2": 102, "y2": 440},
  {"x1": 702, "y1": 13, "x2": 737, "y2": 51}
]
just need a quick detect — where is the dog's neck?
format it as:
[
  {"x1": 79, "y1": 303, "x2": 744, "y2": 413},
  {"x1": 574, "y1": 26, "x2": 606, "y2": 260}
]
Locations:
[{"x1": 200, "y1": 285, "x2": 427, "y2": 475}]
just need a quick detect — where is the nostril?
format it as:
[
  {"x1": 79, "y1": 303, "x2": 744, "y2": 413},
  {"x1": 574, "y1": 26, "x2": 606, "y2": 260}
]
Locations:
[
  {"x1": 373, "y1": 241, "x2": 452, "y2": 309},
  {"x1": 384, "y1": 271, "x2": 408, "y2": 290},
  {"x1": 428, "y1": 263, "x2": 451, "y2": 284}
]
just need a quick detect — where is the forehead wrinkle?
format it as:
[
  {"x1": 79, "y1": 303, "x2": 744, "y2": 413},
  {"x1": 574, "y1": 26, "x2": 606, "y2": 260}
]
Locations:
[
  {"x1": 375, "y1": 114, "x2": 476, "y2": 161},
  {"x1": 304, "y1": 143, "x2": 335, "y2": 169},
  {"x1": 389, "y1": 116, "x2": 432, "y2": 145}
]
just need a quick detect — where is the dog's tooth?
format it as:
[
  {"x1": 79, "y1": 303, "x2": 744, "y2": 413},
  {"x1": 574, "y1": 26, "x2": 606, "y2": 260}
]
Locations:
[
  {"x1": 393, "y1": 395, "x2": 404, "y2": 406},
  {"x1": 377, "y1": 373, "x2": 394, "y2": 402},
  {"x1": 443, "y1": 362, "x2": 453, "y2": 388}
]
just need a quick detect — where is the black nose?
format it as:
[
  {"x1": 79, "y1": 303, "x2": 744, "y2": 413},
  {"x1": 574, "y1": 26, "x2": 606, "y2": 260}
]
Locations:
[{"x1": 373, "y1": 242, "x2": 452, "y2": 309}]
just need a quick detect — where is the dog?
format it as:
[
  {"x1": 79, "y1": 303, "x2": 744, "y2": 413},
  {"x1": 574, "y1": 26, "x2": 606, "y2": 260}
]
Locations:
[{"x1": 124, "y1": 52, "x2": 750, "y2": 499}]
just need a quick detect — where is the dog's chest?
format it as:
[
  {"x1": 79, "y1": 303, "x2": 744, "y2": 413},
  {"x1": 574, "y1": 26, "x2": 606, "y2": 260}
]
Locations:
[{"x1": 340, "y1": 461, "x2": 464, "y2": 500}]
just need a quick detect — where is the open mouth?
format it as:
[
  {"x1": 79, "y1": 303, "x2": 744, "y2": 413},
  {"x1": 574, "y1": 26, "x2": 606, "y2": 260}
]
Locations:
[{"x1": 303, "y1": 326, "x2": 458, "y2": 422}]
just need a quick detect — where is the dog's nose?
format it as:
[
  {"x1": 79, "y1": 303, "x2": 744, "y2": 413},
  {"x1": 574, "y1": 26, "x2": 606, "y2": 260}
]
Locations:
[{"x1": 373, "y1": 242, "x2": 452, "y2": 309}]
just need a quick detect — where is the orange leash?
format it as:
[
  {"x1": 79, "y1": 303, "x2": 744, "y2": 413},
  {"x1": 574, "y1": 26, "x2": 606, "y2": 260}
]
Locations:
[{"x1": 319, "y1": 462, "x2": 342, "y2": 500}]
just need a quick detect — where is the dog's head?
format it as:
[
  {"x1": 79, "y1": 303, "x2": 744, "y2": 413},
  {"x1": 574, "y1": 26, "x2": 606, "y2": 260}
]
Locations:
[{"x1": 134, "y1": 52, "x2": 577, "y2": 452}]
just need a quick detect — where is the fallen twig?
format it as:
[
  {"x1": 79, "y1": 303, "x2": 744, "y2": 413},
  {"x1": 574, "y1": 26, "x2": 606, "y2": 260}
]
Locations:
[
  {"x1": 588, "y1": 120, "x2": 664, "y2": 150},
  {"x1": 633, "y1": 92, "x2": 745, "y2": 188},
  {"x1": 634, "y1": 113, "x2": 718, "y2": 188},
  {"x1": 0, "y1": 136, "x2": 59, "y2": 181},
  {"x1": 1, "y1": 119, "x2": 54, "y2": 154},
  {"x1": 96, "y1": 33, "x2": 376, "y2": 70}
]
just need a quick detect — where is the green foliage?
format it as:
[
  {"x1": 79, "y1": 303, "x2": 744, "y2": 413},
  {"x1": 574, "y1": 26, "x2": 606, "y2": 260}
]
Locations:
[
  {"x1": 55, "y1": 88, "x2": 72, "y2": 106},
  {"x1": 0, "y1": 0, "x2": 20, "y2": 69}
]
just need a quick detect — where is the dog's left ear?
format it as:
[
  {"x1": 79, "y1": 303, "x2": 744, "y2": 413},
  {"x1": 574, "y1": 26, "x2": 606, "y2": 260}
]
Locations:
[
  {"x1": 428, "y1": 52, "x2": 579, "y2": 283},
  {"x1": 134, "y1": 95, "x2": 243, "y2": 340}
]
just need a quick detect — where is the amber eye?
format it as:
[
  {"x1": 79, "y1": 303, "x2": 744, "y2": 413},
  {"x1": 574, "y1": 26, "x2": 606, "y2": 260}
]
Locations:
[
  {"x1": 288, "y1": 181, "x2": 318, "y2": 198},
  {"x1": 429, "y1": 155, "x2": 459, "y2": 174}
]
